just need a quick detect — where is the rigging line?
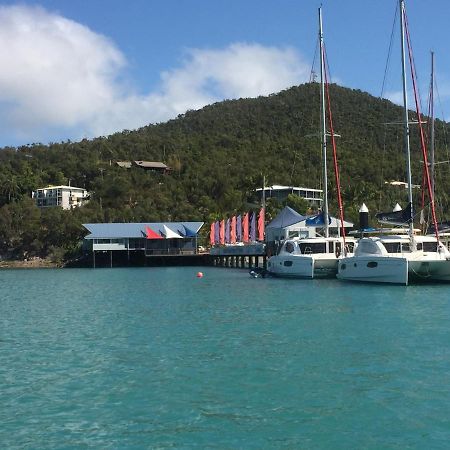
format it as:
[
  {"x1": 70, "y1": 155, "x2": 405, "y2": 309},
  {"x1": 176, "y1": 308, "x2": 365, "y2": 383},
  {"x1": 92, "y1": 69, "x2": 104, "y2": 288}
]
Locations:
[
  {"x1": 378, "y1": 3, "x2": 398, "y2": 212},
  {"x1": 380, "y1": 1, "x2": 399, "y2": 99},
  {"x1": 422, "y1": 67, "x2": 433, "y2": 215},
  {"x1": 404, "y1": 7, "x2": 439, "y2": 241},
  {"x1": 403, "y1": 11, "x2": 425, "y2": 122},
  {"x1": 323, "y1": 45, "x2": 347, "y2": 247},
  {"x1": 379, "y1": 125, "x2": 388, "y2": 211},
  {"x1": 310, "y1": 38, "x2": 319, "y2": 83},
  {"x1": 434, "y1": 81, "x2": 450, "y2": 216},
  {"x1": 434, "y1": 80, "x2": 450, "y2": 160},
  {"x1": 323, "y1": 42, "x2": 333, "y2": 88}
]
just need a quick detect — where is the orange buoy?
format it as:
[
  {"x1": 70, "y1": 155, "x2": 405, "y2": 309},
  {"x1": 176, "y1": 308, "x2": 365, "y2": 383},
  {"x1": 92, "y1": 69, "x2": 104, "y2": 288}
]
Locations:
[{"x1": 196, "y1": 272, "x2": 203, "y2": 278}]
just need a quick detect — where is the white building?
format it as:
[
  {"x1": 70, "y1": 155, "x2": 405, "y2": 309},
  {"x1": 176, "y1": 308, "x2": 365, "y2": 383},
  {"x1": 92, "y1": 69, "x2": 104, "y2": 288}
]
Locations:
[
  {"x1": 33, "y1": 185, "x2": 89, "y2": 210},
  {"x1": 265, "y1": 206, "x2": 353, "y2": 242},
  {"x1": 256, "y1": 185, "x2": 323, "y2": 207}
]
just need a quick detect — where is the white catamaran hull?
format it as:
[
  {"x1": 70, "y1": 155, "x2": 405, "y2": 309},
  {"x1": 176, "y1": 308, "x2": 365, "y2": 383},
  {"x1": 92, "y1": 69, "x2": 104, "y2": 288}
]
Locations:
[
  {"x1": 338, "y1": 254, "x2": 450, "y2": 285},
  {"x1": 408, "y1": 259, "x2": 450, "y2": 282},
  {"x1": 267, "y1": 255, "x2": 338, "y2": 279},
  {"x1": 337, "y1": 256, "x2": 408, "y2": 285}
]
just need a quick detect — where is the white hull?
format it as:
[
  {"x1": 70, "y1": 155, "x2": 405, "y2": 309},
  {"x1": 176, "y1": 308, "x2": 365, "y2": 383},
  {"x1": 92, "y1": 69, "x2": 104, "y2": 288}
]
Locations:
[
  {"x1": 267, "y1": 254, "x2": 338, "y2": 279},
  {"x1": 408, "y1": 259, "x2": 450, "y2": 282},
  {"x1": 337, "y1": 256, "x2": 408, "y2": 285},
  {"x1": 338, "y1": 253, "x2": 450, "y2": 285}
]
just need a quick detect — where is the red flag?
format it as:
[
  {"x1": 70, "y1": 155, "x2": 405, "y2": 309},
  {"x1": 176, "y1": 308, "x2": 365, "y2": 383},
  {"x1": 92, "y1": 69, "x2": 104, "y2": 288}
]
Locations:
[
  {"x1": 258, "y1": 208, "x2": 265, "y2": 241},
  {"x1": 210, "y1": 222, "x2": 215, "y2": 246},
  {"x1": 242, "y1": 213, "x2": 249, "y2": 243},
  {"x1": 231, "y1": 216, "x2": 236, "y2": 244},
  {"x1": 145, "y1": 226, "x2": 163, "y2": 239},
  {"x1": 219, "y1": 219, "x2": 225, "y2": 245}
]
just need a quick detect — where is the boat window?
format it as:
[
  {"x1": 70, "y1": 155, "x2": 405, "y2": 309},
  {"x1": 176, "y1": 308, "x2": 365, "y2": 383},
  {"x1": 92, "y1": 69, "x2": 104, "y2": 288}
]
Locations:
[
  {"x1": 367, "y1": 261, "x2": 378, "y2": 268},
  {"x1": 340, "y1": 263, "x2": 346, "y2": 270},
  {"x1": 299, "y1": 242, "x2": 326, "y2": 254},
  {"x1": 417, "y1": 243, "x2": 423, "y2": 250},
  {"x1": 285, "y1": 242, "x2": 295, "y2": 253},
  {"x1": 335, "y1": 242, "x2": 342, "y2": 255},
  {"x1": 423, "y1": 242, "x2": 438, "y2": 252},
  {"x1": 346, "y1": 242, "x2": 355, "y2": 252},
  {"x1": 401, "y1": 243, "x2": 411, "y2": 252},
  {"x1": 384, "y1": 242, "x2": 402, "y2": 253},
  {"x1": 284, "y1": 261, "x2": 293, "y2": 267}
]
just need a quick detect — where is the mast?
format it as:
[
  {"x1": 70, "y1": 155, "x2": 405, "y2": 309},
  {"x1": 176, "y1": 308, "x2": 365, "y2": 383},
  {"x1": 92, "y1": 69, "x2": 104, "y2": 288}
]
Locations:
[
  {"x1": 430, "y1": 51, "x2": 435, "y2": 199},
  {"x1": 399, "y1": 0, "x2": 415, "y2": 241},
  {"x1": 319, "y1": 7, "x2": 329, "y2": 237}
]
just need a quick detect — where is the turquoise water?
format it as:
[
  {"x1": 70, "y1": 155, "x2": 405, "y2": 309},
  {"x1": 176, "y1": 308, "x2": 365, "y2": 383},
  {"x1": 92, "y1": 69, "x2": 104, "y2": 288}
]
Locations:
[{"x1": 1, "y1": 267, "x2": 450, "y2": 449}]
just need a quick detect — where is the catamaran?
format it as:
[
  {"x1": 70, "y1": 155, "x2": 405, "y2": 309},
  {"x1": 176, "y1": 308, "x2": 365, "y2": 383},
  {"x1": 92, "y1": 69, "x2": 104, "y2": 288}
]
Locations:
[
  {"x1": 337, "y1": 0, "x2": 450, "y2": 285},
  {"x1": 267, "y1": 7, "x2": 354, "y2": 279}
]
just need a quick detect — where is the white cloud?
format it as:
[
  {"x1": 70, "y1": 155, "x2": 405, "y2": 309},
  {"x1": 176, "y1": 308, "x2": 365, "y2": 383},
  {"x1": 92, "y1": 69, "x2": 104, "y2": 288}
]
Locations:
[
  {"x1": 383, "y1": 90, "x2": 403, "y2": 105},
  {"x1": 0, "y1": 5, "x2": 311, "y2": 146}
]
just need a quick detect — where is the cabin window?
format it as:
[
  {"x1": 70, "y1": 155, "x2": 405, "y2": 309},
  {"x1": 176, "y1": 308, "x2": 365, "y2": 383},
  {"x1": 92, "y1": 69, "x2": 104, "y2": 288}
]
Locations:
[
  {"x1": 384, "y1": 242, "x2": 402, "y2": 253},
  {"x1": 299, "y1": 242, "x2": 326, "y2": 254},
  {"x1": 367, "y1": 261, "x2": 378, "y2": 268},
  {"x1": 285, "y1": 242, "x2": 295, "y2": 253},
  {"x1": 402, "y1": 243, "x2": 411, "y2": 252},
  {"x1": 340, "y1": 263, "x2": 346, "y2": 270},
  {"x1": 335, "y1": 242, "x2": 342, "y2": 255},
  {"x1": 346, "y1": 242, "x2": 355, "y2": 253},
  {"x1": 284, "y1": 261, "x2": 293, "y2": 267},
  {"x1": 417, "y1": 243, "x2": 423, "y2": 250},
  {"x1": 423, "y1": 242, "x2": 438, "y2": 252}
]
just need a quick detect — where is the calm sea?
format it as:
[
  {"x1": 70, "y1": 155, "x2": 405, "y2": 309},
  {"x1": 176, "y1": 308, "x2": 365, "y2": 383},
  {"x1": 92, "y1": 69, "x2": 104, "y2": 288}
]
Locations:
[{"x1": 1, "y1": 267, "x2": 450, "y2": 449}]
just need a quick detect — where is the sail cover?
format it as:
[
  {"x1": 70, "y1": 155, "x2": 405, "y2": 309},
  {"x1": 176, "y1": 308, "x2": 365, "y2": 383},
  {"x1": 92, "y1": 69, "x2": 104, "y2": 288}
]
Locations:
[
  {"x1": 375, "y1": 203, "x2": 412, "y2": 225},
  {"x1": 305, "y1": 212, "x2": 331, "y2": 227},
  {"x1": 428, "y1": 220, "x2": 450, "y2": 234}
]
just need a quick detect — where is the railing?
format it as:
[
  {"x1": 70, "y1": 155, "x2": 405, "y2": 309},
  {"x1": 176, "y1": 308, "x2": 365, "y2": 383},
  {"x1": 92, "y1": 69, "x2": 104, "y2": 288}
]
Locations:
[{"x1": 145, "y1": 248, "x2": 196, "y2": 256}]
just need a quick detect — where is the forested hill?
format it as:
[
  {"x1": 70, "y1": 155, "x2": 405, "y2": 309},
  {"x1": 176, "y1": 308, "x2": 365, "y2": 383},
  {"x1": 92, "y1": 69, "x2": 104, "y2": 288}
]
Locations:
[{"x1": 0, "y1": 82, "x2": 449, "y2": 261}]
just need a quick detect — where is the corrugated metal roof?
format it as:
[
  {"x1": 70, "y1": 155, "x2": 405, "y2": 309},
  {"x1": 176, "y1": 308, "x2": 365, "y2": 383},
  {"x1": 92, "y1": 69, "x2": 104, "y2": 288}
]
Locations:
[
  {"x1": 83, "y1": 222, "x2": 204, "y2": 239},
  {"x1": 134, "y1": 161, "x2": 169, "y2": 169},
  {"x1": 116, "y1": 161, "x2": 132, "y2": 168}
]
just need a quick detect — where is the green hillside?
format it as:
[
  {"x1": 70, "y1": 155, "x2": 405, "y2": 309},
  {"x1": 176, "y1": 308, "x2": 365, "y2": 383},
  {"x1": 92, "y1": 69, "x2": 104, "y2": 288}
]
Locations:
[{"x1": 0, "y1": 82, "x2": 449, "y2": 262}]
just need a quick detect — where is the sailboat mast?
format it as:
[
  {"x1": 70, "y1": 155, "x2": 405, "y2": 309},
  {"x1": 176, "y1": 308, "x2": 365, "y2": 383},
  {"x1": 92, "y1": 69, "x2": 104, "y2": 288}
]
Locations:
[
  {"x1": 430, "y1": 50, "x2": 435, "y2": 198},
  {"x1": 399, "y1": 0, "x2": 415, "y2": 239},
  {"x1": 319, "y1": 7, "x2": 329, "y2": 237}
]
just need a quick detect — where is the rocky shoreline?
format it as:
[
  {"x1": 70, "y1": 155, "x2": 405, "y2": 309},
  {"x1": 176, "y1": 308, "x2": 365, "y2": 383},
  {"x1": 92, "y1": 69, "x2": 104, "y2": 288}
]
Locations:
[{"x1": 0, "y1": 257, "x2": 62, "y2": 269}]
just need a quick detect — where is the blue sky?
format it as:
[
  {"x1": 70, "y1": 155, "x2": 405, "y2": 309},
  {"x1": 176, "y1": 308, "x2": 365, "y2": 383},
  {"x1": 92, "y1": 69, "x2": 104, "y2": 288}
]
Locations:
[{"x1": 0, "y1": 0, "x2": 449, "y2": 148}]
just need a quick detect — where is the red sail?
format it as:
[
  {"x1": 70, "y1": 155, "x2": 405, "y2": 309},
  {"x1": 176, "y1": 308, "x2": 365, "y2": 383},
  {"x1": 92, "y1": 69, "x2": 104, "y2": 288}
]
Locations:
[
  {"x1": 219, "y1": 220, "x2": 225, "y2": 245},
  {"x1": 242, "y1": 213, "x2": 249, "y2": 243},
  {"x1": 258, "y1": 208, "x2": 265, "y2": 241},
  {"x1": 209, "y1": 222, "x2": 215, "y2": 246},
  {"x1": 231, "y1": 216, "x2": 236, "y2": 244},
  {"x1": 145, "y1": 226, "x2": 163, "y2": 239}
]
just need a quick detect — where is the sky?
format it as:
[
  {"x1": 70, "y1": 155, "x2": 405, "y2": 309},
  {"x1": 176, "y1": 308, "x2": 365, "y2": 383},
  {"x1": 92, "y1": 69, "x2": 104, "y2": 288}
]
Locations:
[{"x1": 0, "y1": 0, "x2": 449, "y2": 148}]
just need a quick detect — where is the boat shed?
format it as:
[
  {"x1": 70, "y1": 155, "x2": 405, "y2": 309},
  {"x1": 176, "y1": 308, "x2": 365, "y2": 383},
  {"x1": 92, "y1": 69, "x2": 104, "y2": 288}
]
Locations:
[{"x1": 83, "y1": 222, "x2": 204, "y2": 266}]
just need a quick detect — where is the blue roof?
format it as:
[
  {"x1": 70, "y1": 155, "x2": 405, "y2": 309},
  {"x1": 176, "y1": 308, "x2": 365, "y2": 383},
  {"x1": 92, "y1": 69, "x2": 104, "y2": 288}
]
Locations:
[
  {"x1": 83, "y1": 222, "x2": 204, "y2": 239},
  {"x1": 266, "y1": 206, "x2": 308, "y2": 229}
]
